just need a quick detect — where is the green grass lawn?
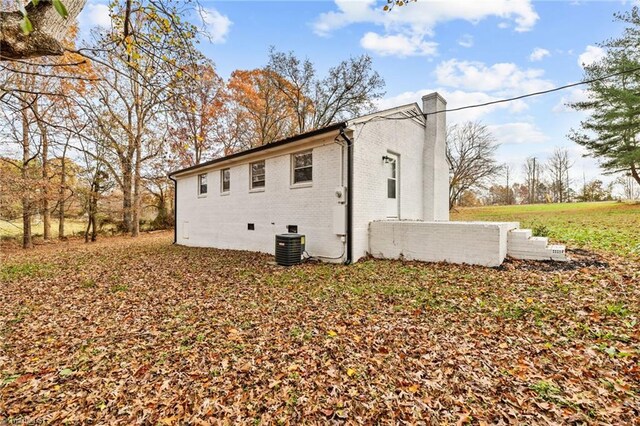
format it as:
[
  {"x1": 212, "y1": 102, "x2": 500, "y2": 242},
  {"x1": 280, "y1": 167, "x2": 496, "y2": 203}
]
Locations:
[
  {"x1": 452, "y1": 201, "x2": 640, "y2": 256},
  {"x1": 0, "y1": 218, "x2": 88, "y2": 239}
]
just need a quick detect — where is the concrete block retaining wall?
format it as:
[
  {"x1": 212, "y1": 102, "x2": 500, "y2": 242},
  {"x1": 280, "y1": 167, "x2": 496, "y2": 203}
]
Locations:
[{"x1": 369, "y1": 221, "x2": 519, "y2": 267}]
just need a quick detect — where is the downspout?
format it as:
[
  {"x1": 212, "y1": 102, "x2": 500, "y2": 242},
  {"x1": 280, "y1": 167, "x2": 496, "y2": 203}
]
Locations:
[
  {"x1": 339, "y1": 126, "x2": 353, "y2": 265},
  {"x1": 168, "y1": 174, "x2": 177, "y2": 244}
]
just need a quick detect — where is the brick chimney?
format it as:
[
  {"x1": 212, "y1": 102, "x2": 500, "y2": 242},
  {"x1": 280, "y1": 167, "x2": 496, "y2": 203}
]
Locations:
[{"x1": 422, "y1": 92, "x2": 450, "y2": 221}]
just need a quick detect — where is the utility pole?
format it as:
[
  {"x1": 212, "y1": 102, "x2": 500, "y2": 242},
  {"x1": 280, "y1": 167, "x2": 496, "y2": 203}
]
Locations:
[
  {"x1": 532, "y1": 157, "x2": 537, "y2": 204},
  {"x1": 565, "y1": 167, "x2": 570, "y2": 203},
  {"x1": 506, "y1": 165, "x2": 510, "y2": 205}
]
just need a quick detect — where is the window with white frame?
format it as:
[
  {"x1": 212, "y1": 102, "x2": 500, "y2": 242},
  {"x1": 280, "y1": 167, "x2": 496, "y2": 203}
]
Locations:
[
  {"x1": 250, "y1": 161, "x2": 265, "y2": 189},
  {"x1": 291, "y1": 151, "x2": 312, "y2": 184},
  {"x1": 387, "y1": 160, "x2": 396, "y2": 199},
  {"x1": 221, "y1": 168, "x2": 230, "y2": 193},
  {"x1": 198, "y1": 173, "x2": 207, "y2": 195}
]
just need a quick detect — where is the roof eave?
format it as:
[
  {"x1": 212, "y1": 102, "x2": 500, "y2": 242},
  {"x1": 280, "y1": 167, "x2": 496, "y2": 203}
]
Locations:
[
  {"x1": 348, "y1": 102, "x2": 424, "y2": 125},
  {"x1": 169, "y1": 122, "x2": 346, "y2": 178}
]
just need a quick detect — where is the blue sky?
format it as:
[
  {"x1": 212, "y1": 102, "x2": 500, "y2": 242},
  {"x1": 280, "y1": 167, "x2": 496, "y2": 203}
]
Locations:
[{"x1": 78, "y1": 0, "x2": 637, "y2": 184}]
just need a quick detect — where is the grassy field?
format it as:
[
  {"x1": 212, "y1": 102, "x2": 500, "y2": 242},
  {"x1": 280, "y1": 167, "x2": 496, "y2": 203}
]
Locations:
[
  {"x1": 1, "y1": 229, "x2": 638, "y2": 424},
  {"x1": 452, "y1": 201, "x2": 640, "y2": 256},
  {"x1": 0, "y1": 219, "x2": 88, "y2": 240}
]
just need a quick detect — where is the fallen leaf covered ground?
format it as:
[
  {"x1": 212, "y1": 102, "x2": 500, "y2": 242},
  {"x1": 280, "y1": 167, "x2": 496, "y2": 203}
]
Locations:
[{"x1": 1, "y1": 232, "x2": 638, "y2": 424}]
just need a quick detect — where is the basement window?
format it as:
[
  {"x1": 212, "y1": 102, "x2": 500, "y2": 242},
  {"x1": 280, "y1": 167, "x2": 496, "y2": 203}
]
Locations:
[
  {"x1": 198, "y1": 173, "x2": 207, "y2": 196},
  {"x1": 251, "y1": 161, "x2": 265, "y2": 190},
  {"x1": 292, "y1": 151, "x2": 312, "y2": 185}
]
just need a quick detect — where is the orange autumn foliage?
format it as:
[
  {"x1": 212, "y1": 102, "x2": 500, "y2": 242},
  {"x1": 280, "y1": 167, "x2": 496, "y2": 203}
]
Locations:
[{"x1": 224, "y1": 69, "x2": 299, "y2": 149}]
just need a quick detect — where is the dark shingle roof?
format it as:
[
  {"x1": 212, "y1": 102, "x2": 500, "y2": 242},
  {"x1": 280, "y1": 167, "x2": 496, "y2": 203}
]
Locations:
[{"x1": 169, "y1": 122, "x2": 346, "y2": 177}]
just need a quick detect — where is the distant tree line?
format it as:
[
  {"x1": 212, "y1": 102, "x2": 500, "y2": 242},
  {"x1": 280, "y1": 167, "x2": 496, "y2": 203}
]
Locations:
[
  {"x1": 449, "y1": 6, "x2": 640, "y2": 208},
  {"x1": 446, "y1": 121, "x2": 630, "y2": 209}
]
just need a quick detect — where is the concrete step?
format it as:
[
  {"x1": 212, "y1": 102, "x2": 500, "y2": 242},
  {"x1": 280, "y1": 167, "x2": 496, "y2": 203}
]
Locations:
[
  {"x1": 509, "y1": 249, "x2": 552, "y2": 256},
  {"x1": 508, "y1": 237, "x2": 548, "y2": 249},
  {"x1": 510, "y1": 251, "x2": 567, "y2": 260},
  {"x1": 548, "y1": 244, "x2": 568, "y2": 261},
  {"x1": 507, "y1": 229, "x2": 568, "y2": 261},
  {"x1": 509, "y1": 229, "x2": 532, "y2": 240},
  {"x1": 530, "y1": 236, "x2": 549, "y2": 246},
  {"x1": 510, "y1": 253, "x2": 557, "y2": 261}
]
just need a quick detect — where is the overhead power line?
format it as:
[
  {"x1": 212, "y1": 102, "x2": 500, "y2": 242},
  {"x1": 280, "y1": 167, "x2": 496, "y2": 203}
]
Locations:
[
  {"x1": 359, "y1": 65, "x2": 640, "y2": 124},
  {"x1": 424, "y1": 65, "x2": 640, "y2": 117}
]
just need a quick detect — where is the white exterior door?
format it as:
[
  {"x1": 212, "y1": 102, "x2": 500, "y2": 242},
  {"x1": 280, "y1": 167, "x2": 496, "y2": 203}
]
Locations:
[{"x1": 384, "y1": 153, "x2": 399, "y2": 218}]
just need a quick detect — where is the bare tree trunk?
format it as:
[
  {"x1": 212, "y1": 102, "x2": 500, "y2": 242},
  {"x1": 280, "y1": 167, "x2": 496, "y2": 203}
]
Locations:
[
  {"x1": 132, "y1": 145, "x2": 141, "y2": 237},
  {"x1": 195, "y1": 132, "x2": 202, "y2": 165},
  {"x1": 21, "y1": 109, "x2": 32, "y2": 249},
  {"x1": 58, "y1": 140, "x2": 69, "y2": 240},
  {"x1": 0, "y1": 0, "x2": 87, "y2": 60},
  {"x1": 631, "y1": 163, "x2": 640, "y2": 186},
  {"x1": 39, "y1": 119, "x2": 51, "y2": 240},
  {"x1": 131, "y1": 67, "x2": 142, "y2": 238},
  {"x1": 91, "y1": 198, "x2": 97, "y2": 241},
  {"x1": 22, "y1": 196, "x2": 32, "y2": 248},
  {"x1": 59, "y1": 170, "x2": 66, "y2": 239},
  {"x1": 85, "y1": 213, "x2": 97, "y2": 242},
  {"x1": 84, "y1": 215, "x2": 91, "y2": 243},
  {"x1": 33, "y1": 97, "x2": 51, "y2": 238},
  {"x1": 122, "y1": 165, "x2": 133, "y2": 233},
  {"x1": 85, "y1": 180, "x2": 98, "y2": 242}
]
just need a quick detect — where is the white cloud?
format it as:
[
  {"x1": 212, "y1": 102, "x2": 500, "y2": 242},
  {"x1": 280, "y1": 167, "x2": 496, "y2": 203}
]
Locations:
[
  {"x1": 578, "y1": 45, "x2": 605, "y2": 68},
  {"x1": 487, "y1": 122, "x2": 549, "y2": 145},
  {"x1": 314, "y1": 0, "x2": 538, "y2": 36},
  {"x1": 458, "y1": 34, "x2": 474, "y2": 48},
  {"x1": 435, "y1": 59, "x2": 554, "y2": 95},
  {"x1": 201, "y1": 8, "x2": 232, "y2": 44},
  {"x1": 313, "y1": 0, "x2": 377, "y2": 36},
  {"x1": 529, "y1": 47, "x2": 550, "y2": 61},
  {"x1": 78, "y1": 2, "x2": 111, "y2": 29},
  {"x1": 313, "y1": 0, "x2": 538, "y2": 57},
  {"x1": 377, "y1": 88, "x2": 528, "y2": 123},
  {"x1": 360, "y1": 32, "x2": 437, "y2": 57}
]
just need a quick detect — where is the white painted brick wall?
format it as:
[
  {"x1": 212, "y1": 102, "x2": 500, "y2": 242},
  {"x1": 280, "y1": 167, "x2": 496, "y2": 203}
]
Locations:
[
  {"x1": 349, "y1": 97, "x2": 450, "y2": 261},
  {"x1": 175, "y1": 137, "x2": 347, "y2": 261},
  {"x1": 174, "y1": 93, "x2": 453, "y2": 264},
  {"x1": 422, "y1": 93, "x2": 450, "y2": 221},
  {"x1": 350, "y1": 112, "x2": 428, "y2": 261},
  {"x1": 369, "y1": 221, "x2": 519, "y2": 267}
]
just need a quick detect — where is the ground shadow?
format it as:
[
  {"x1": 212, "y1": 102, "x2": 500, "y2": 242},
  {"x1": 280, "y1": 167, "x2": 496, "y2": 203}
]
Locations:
[{"x1": 501, "y1": 248, "x2": 610, "y2": 272}]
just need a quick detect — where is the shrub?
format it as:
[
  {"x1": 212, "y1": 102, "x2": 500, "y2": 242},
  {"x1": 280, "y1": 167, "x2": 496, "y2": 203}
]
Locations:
[{"x1": 532, "y1": 224, "x2": 550, "y2": 237}]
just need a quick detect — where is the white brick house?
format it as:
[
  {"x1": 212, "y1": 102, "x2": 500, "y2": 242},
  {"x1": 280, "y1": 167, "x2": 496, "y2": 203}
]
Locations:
[{"x1": 169, "y1": 92, "x2": 566, "y2": 266}]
